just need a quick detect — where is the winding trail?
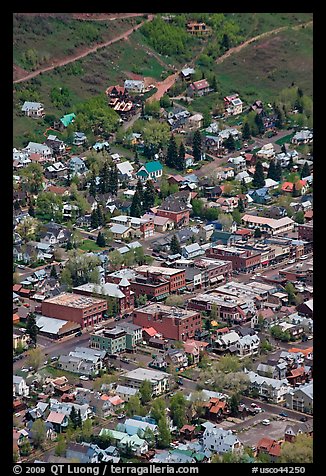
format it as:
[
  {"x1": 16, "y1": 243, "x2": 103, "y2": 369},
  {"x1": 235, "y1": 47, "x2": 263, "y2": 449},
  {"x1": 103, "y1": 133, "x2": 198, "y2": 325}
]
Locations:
[
  {"x1": 13, "y1": 14, "x2": 154, "y2": 84},
  {"x1": 215, "y1": 20, "x2": 313, "y2": 65}
]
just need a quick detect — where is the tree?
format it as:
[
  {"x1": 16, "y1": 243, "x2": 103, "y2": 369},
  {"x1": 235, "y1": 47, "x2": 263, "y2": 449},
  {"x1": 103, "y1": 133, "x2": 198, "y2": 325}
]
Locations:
[
  {"x1": 254, "y1": 227, "x2": 262, "y2": 238},
  {"x1": 20, "y1": 163, "x2": 44, "y2": 194},
  {"x1": 238, "y1": 197, "x2": 245, "y2": 213},
  {"x1": 287, "y1": 156, "x2": 294, "y2": 171},
  {"x1": 242, "y1": 122, "x2": 251, "y2": 141},
  {"x1": 281, "y1": 143, "x2": 287, "y2": 154},
  {"x1": 96, "y1": 231, "x2": 106, "y2": 247},
  {"x1": 230, "y1": 393, "x2": 240, "y2": 416},
  {"x1": 99, "y1": 161, "x2": 110, "y2": 194},
  {"x1": 55, "y1": 434, "x2": 67, "y2": 456},
  {"x1": 139, "y1": 379, "x2": 152, "y2": 405},
  {"x1": 285, "y1": 282, "x2": 297, "y2": 304},
  {"x1": 69, "y1": 406, "x2": 78, "y2": 429},
  {"x1": 300, "y1": 162, "x2": 310, "y2": 179},
  {"x1": 211, "y1": 75, "x2": 218, "y2": 92},
  {"x1": 36, "y1": 192, "x2": 63, "y2": 221},
  {"x1": 274, "y1": 162, "x2": 283, "y2": 182},
  {"x1": 150, "y1": 398, "x2": 166, "y2": 423},
  {"x1": 125, "y1": 395, "x2": 145, "y2": 417},
  {"x1": 254, "y1": 113, "x2": 265, "y2": 135},
  {"x1": 176, "y1": 142, "x2": 186, "y2": 171},
  {"x1": 224, "y1": 134, "x2": 236, "y2": 151},
  {"x1": 210, "y1": 303, "x2": 218, "y2": 321},
  {"x1": 76, "y1": 409, "x2": 83, "y2": 429},
  {"x1": 218, "y1": 213, "x2": 233, "y2": 232},
  {"x1": 252, "y1": 161, "x2": 265, "y2": 188},
  {"x1": 89, "y1": 170, "x2": 97, "y2": 198},
  {"x1": 170, "y1": 392, "x2": 187, "y2": 428},
  {"x1": 26, "y1": 347, "x2": 44, "y2": 370},
  {"x1": 292, "y1": 182, "x2": 301, "y2": 198},
  {"x1": 157, "y1": 416, "x2": 171, "y2": 448},
  {"x1": 50, "y1": 265, "x2": 58, "y2": 279},
  {"x1": 108, "y1": 249, "x2": 123, "y2": 271},
  {"x1": 143, "y1": 180, "x2": 156, "y2": 211},
  {"x1": 130, "y1": 190, "x2": 143, "y2": 218},
  {"x1": 26, "y1": 312, "x2": 38, "y2": 346},
  {"x1": 28, "y1": 203, "x2": 35, "y2": 217},
  {"x1": 109, "y1": 165, "x2": 119, "y2": 195},
  {"x1": 221, "y1": 33, "x2": 230, "y2": 50},
  {"x1": 165, "y1": 295, "x2": 186, "y2": 307},
  {"x1": 280, "y1": 434, "x2": 313, "y2": 463},
  {"x1": 170, "y1": 234, "x2": 181, "y2": 255},
  {"x1": 241, "y1": 177, "x2": 248, "y2": 194},
  {"x1": 260, "y1": 339, "x2": 272, "y2": 353},
  {"x1": 31, "y1": 419, "x2": 46, "y2": 448},
  {"x1": 216, "y1": 355, "x2": 241, "y2": 373},
  {"x1": 166, "y1": 134, "x2": 178, "y2": 169},
  {"x1": 267, "y1": 160, "x2": 276, "y2": 180},
  {"x1": 16, "y1": 217, "x2": 39, "y2": 243},
  {"x1": 293, "y1": 210, "x2": 305, "y2": 224},
  {"x1": 143, "y1": 427, "x2": 156, "y2": 448},
  {"x1": 232, "y1": 208, "x2": 242, "y2": 225},
  {"x1": 192, "y1": 130, "x2": 202, "y2": 162}
]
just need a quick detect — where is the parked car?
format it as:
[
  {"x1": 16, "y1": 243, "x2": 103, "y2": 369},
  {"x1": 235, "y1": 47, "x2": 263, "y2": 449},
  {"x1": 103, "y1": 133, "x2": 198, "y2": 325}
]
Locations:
[
  {"x1": 262, "y1": 419, "x2": 271, "y2": 426},
  {"x1": 75, "y1": 383, "x2": 84, "y2": 388},
  {"x1": 117, "y1": 413, "x2": 126, "y2": 420},
  {"x1": 75, "y1": 331, "x2": 82, "y2": 337},
  {"x1": 79, "y1": 375, "x2": 89, "y2": 381},
  {"x1": 300, "y1": 416, "x2": 308, "y2": 422},
  {"x1": 279, "y1": 412, "x2": 288, "y2": 417}
]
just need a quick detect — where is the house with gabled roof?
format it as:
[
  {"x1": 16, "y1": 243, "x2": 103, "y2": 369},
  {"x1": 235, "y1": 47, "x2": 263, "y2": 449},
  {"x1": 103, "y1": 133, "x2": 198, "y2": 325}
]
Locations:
[
  {"x1": 21, "y1": 101, "x2": 45, "y2": 117},
  {"x1": 187, "y1": 79, "x2": 211, "y2": 97},
  {"x1": 136, "y1": 161, "x2": 163, "y2": 182}
]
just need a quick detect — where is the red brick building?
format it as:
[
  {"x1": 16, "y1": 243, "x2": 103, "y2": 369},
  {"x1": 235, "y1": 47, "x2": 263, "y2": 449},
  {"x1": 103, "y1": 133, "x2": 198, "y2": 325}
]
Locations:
[
  {"x1": 131, "y1": 265, "x2": 186, "y2": 300},
  {"x1": 156, "y1": 192, "x2": 191, "y2": 227},
  {"x1": 205, "y1": 244, "x2": 261, "y2": 271},
  {"x1": 41, "y1": 293, "x2": 107, "y2": 329},
  {"x1": 133, "y1": 303, "x2": 201, "y2": 341},
  {"x1": 298, "y1": 223, "x2": 313, "y2": 242}
]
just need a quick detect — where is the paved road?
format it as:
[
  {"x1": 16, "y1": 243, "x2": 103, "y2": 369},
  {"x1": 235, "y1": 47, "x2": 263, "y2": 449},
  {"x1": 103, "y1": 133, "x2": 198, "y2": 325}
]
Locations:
[{"x1": 241, "y1": 396, "x2": 312, "y2": 422}]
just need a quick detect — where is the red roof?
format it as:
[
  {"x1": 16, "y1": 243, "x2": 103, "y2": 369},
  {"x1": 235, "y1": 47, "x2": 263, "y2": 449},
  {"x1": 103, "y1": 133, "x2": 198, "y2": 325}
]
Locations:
[
  {"x1": 192, "y1": 79, "x2": 210, "y2": 90},
  {"x1": 257, "y1": 437, "x2": 274, "y2": 451},
  {"x1": 13, "y1": 313, "x2": 20, "y2": 322},
  {"x1": 143, "y1": 327, "x2": 158, "y2": 337},
  {"x1": 180, "y1": 424, "x2": 195, "y2": 432},
  {"x1": 46, "y1": 185, "x2": 69, "y2": 195},
  {"x1": 46, "y1": 411, "x2": 66, "y2": 424},
  {"x1": 13, "y1": 284, "x2": 22, "y2": 292}
]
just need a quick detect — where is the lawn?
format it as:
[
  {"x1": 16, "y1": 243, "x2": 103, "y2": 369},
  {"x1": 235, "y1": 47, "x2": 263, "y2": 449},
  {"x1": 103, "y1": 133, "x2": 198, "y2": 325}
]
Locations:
[
  {"x1": 275, "y1": 133, "x2": 295, "y2": 146},
  {"x1": 78, "y1": 239, "x2": 104, "y2": 252},
  {"x1": 40, "y1": 365, "x2": 79, "y2": 381}
]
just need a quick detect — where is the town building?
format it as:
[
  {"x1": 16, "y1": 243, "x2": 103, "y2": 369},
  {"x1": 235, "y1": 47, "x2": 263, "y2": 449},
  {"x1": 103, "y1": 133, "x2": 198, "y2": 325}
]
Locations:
[
  {"x1": 122, "y1": 368, "x2": 170, "y2": 396},
  {"x1": 133, "y1": 303, "x2": 201, "y2": 341},
  {"x1": 241, "y1": 214, "x2": 295, "y2": 235},
  {"x1": 136, "y1": 161, "x2": 163, "y2": 182},
  {"x1": 130, "y1": 265, "x2": 186, "y2": 299},
  {"x1": 206, "y1": 244, "x2": 261, "y2": 272},
  {"x1": 285, "y1": 383, "x2": 313, "y2": 414},
  {"x1": 41, "y1": 293, "x2": 108, "y2": 329}
]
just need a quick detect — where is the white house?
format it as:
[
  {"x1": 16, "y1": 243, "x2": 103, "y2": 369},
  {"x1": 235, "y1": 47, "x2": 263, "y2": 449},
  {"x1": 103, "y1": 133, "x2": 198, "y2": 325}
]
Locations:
[
  {"x1": 203, "y1": 426, "x2": 243, "y2": 454},
  {"x1": 116, "y1": 161, "x2": 134, "y2": 181},
  {"x1": 124, "y1": 80, "x2": 145, "y2": 94},
  {"x1": 21, "y1": 101, "x2": 45, "y2": 118},
  {"x1": 256, "y1": 143, "x2": 275, "y2": 159},
  {"x1": 23, "y1": 142, "x2": 52, "y2": 159},
  {"x1": 228, "y1": 156, "x2": 246, "y2": 173},
  {"x1": 13, "y1": 375, "x2": 29, "y2": 397},
  {"x1": 291, "y1": 130, "x2": 313, "y2": 144},
  {"x1": 246, "y1": 371, "x2": 291, "y2": 403},
  {"x1": 235, "y1": 334, "x2": 260, "y2": 357},
  {"x1": 182, "y1": 243, "x2": 205, "y2": 259}
]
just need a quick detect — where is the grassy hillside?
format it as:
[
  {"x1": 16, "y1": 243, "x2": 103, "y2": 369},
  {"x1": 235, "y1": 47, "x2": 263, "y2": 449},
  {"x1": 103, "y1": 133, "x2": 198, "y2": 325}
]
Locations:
[
  {"x1": 13, "y1": 14, "x2": 141, "y2": 71},
  {"x1": 213, "y1": 25, "x2": 313, "y2": 103}
]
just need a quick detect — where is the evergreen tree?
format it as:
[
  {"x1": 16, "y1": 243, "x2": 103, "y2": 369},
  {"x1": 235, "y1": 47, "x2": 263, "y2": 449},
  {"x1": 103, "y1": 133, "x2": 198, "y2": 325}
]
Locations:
[
  {"x1": 252, "y1": 161, "x2": 265, "y2": 188},
  {"x1": 76, "y1": 409, "x2": 83, "y2": 428},
  {"x1": 26, "y1": 312, "x2": 38, "y2": 346},
  {"x1": 238, "y1": 197, "x2": 245, "y2": 213},
  {"x1": 300, "y1": 162, "x2": 310, "y2": 179},
  {"x1": 143, "y1": 180, "x2": 156, "y2": 211},
  {"x1": 224, "y1": 134, "x2": 236, "y2": 151},
  {"x1": 267, "y1": 160, "x2": 276, "y2": 180},
  {"x1": 70, "y1": 406, "x2": 78, "y2": 429},
  {"x1": 274, "y1": 162, "x2": 282, "y2": 182},
  {"x1": 108, "y1": 166, "x2": 118, "y2": 195},
  {"x1": 281, "y1": 144, "x2": 287, "y2": 154},
  {"x1": 221, "y1": 33, "x2": 230, "y2": 50},
  {"x1": 136, "y1": 179, "x2": 144, "y2": 203},
  {"x1": 292, "y1": 182, "x2": 301, "y2": 197},
  {"x1": 242, "y1": 122, "x2": 251, "y2": 141},
  {"x1": 211, "y1": 75, "x2": 218, "y2": 92},
  {"x1": 274, "y1": 104, "x2": 284, "y2": 129},
  {"x1": 97, "y1": 205, "x2": 105, "y2": 227},
  {"x1": 91, "y1": 208, "x2": 99, "y2": 229},
  {"x1": 50, "y1": 265, "x2": 57, "y2": 279},
  {"x1": 28, "y1": 204, "x2": 35, "y2": 217},
  {"x1": 157, "y1": 417, "x2": 171, "y2": 449},
  {"x1": 99, "y1": 162, "x2": 110, "y2": 194},
  {"x1": 254, "y1": 227, "x2": 262, "y2": 238},
  {"x1": 287, "y1": 156, "x2": 294, "y2": 171},
  {"x1": 89, "y1": 171, "x2": 97, "y2": 198},
  {"x1": 241, "y1": 178, "x2": 248, "y2": 194},
  {"x1": 130, "y1": 191, "x2": 143, "y2": 218},
  {"x1": 166, "y1": 134, "x2": 178, "y2": 168},
  {"x1": 170, "y1": 235, "x2": 181, "y2": 255},
  {"x1": 254, "y1": 113, "x2": 265, "y2": 135},
  {"x1": 192, "y1": 130, "x2": 202, "y2": 162},
  {"x1": 96, "y1": 232, "x2": 106, "y2": 247},
  {"x1": 176, "y1": 142, "x2": 186, "y2": 171},
  {"x1": 297, "y1": 87, "x2": 304, "y2": 98}
]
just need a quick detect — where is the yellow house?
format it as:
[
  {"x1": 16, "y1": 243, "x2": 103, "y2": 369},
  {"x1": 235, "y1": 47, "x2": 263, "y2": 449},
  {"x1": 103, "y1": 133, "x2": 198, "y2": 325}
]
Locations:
[{"x1": 13, "y1": 329, "x2": 28, "y2": 350}]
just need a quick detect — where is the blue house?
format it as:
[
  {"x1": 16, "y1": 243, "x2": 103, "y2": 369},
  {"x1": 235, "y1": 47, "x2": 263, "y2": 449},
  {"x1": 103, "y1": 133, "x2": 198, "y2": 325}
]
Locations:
[
  {"x1": 248, "y1": 187, "x2": 271, "y2": 204},
  {"x1": 136, "y1": 161, "x2": 163, "y2": 181},
  {"x1": 69, "y1": 157, "x2": 88, "y2": 175}
]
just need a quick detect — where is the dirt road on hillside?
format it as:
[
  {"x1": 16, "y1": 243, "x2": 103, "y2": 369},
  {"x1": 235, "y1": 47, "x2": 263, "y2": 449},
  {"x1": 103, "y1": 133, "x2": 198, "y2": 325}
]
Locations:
[
  {"x1": 13, "y1": 15, "x2": 154, "y2": 84},
  {"x1": 216, "y1": 20, "x2": 313, "y2": 65}
]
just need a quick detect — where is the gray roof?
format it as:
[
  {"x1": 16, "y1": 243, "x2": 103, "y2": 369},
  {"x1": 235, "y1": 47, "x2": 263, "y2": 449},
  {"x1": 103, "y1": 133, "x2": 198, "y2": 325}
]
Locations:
[
  {"x1": 22, "y1": 101, "x2": 43, "y2": 111},
  {"x1": 116, "y1": 385, "x2": 138, "y2": 396},
  {"x1": 35, "y1": 315, "x2": 69, "y2": 335},
  {"x1": 109, "y1": 224, "x2": 130, "y2": 234},
  {"x1": 73, "y1": 282, "x2": 125, "y2": 299}
]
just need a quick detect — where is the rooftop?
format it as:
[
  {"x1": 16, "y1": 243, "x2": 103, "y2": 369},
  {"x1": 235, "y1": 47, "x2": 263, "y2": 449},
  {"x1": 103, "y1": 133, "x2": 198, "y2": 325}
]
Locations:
[{"x1": 43, "y1": 293, "x2": 106, "y2": 308}]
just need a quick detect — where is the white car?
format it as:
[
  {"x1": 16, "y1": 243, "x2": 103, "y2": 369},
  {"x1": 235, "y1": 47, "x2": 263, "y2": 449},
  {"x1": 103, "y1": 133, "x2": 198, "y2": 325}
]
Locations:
[
  {"x1": 14, "y1": 412, "x2": 21, "y2": 417},
  {"x1": 79, "y1": 375, "x2": 89, "y2": 381},
  {"x1": 262, "y1": 419, "x2": 271, "y2": 425},
  {"x1": 21, "y1": 368, "x2": 29, "y2": 372}
]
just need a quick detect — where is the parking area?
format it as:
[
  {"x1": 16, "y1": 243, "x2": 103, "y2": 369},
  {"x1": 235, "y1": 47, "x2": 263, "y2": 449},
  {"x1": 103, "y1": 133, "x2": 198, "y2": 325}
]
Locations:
[{"x1": 235, "y1": 416, "x2": 295, "y2": 447}]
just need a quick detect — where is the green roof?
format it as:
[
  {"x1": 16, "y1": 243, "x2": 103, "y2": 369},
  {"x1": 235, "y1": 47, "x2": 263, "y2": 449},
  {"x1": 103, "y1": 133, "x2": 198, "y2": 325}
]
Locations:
[
  {"x1": 60, "y1": 113, "x2": 76, "y2": 127},
  {"x1": 144, "y1": 161, "x2": 163, "y2": 173},
  {"x1": 137, "y1": 169, "x2": 149, "y2": 177}
]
